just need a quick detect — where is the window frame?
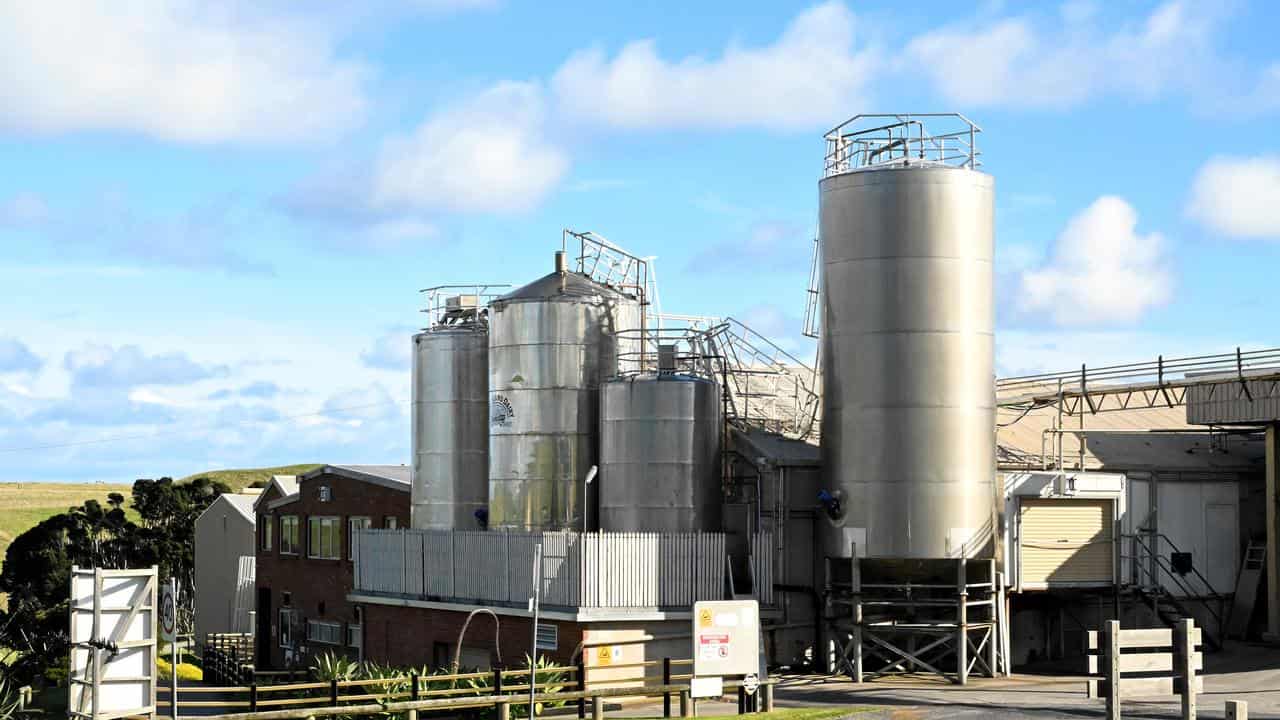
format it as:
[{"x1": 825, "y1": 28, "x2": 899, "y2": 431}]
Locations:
[
  {"x1": 348, "y1": 516, "x2": 372, "y2": 560},
  {"x1": 346, "y1": 623, "x2": 362, "y2": 649},
  {"x1": 306, "y1": 619, "x2": 343, "y2": 646},
  {"x1": 260, "y1": 514, "x2": 274, "y2": 552},
  {"x1": 279, "y1": 608, "x2": 298, "y2": 648},
  {"x1": 384, "y1": 515, "x2": 398, "y2": 530},
  {"x1": 279, "y1": 515, "x2": 300, "y2": 555},
  {"x1": 308, "y1": 516, "x2": 342, "y2": 560}
]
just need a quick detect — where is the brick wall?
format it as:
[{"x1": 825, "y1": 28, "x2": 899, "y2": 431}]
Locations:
[
  {"x1": 361, "y1": 604, "x2": 585, "y2": 671},
  {"x1": 254, "y1": 470, "x2": 410, "y2": 669}
]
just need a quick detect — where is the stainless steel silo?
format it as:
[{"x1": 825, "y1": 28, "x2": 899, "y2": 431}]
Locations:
[
  {"x1": 411, "y1": 306, "x2": 489, "y2": 530},
  {"x1": 599, "y1": 374, "x2": 722, "y2": 532},
  {"x1": 487, "y1": 252, "x2": 640, "y2": 530},
  {"x1": 819, "y1": 114, "x2": 995, "y2": 559}
]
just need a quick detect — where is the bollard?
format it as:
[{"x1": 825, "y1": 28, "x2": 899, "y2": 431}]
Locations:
[
  {"x1": 737, "y1": 686, "x2": 745, "y2": 715},
  {"x1": 592, "y1": 695, "x2": 605, "y2": 720},
  {"x1": 680, "y1": 689, "x2": 691, "y2": 718},
  {"x1": 762, "y1": 683, "x2": 774, "y2": 713},
  {"x1": 497, "y1": 700, "x2": 510, "y2": 720},
  {"x1": 1226, "y1": 700, "x2": 1248, "y2": 720},
  {"x1": 578, "y1": 655, "x2": 588, "y2": 720}
]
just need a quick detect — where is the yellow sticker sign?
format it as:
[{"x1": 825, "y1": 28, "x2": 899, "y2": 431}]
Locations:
[
  {"x1": 597, "y1": 646, "x2": 613, "y2": 666},
  {"x1": 698, "y1": 609, "x2": 713, "y2": 628}
]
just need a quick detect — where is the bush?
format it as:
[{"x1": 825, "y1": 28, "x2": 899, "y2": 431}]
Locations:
[{"x1": 156, "y1": 657, "x2": 203, "y2": 682}]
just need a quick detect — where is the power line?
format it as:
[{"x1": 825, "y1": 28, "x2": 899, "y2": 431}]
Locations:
[{"x1": 0, "y1": 400, "x2": 406, "y2": 454}]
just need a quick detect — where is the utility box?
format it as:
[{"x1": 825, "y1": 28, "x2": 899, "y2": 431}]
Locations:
[{"x1": 692, "y1": 600, "x2": 759, "y2": 677}]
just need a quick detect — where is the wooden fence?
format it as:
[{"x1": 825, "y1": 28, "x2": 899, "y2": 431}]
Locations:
[{"x1": 159, "y1": 657, "x2": 708, "y2": 716}]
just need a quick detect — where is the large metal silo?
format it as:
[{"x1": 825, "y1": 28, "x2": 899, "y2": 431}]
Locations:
[
  {"x1": 599, "y1": 373, "x2": 722, "y2": 532},
  {"x1": 411, "y1": 296, "x2": 490, "y2": 530},
  {"x1": 819, "y1": 114, "x2": 995, "y2": 559},
  {"x1": 487, "y1": 252, "x2": 640, "y2": 530}
]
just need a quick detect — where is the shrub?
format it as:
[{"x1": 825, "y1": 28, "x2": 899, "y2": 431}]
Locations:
[
  {"x1": 156, "y1": 657, "x2": 203, "y2": 682},
  {"x1": 311, "y1": 651, "x2": 361, "y2": 682}
]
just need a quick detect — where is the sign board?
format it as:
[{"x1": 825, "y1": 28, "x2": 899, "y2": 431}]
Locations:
[
  {"x1": 742, "y1": 673, "x2": 759, "y2": 696},
  {"x1": 69, "y1": 566, "x2": 159, "y2": 720},
  {"x1": 159, "y1": 582, "x2": 176, "y2": 643},
  {"x1": 595, "y1": 645, "x2": 622, "y2": 666},
  {"x1": 692, "y1": 600, "x2": 759, "y2": 677},
  {"x1": 690, "y1": 675, "x2": 724, "y2": 699}
]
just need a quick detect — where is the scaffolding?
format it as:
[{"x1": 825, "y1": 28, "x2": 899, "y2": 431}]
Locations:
[{"x1": 825, "y1": 555, "x2": 1011, "y2": 685}]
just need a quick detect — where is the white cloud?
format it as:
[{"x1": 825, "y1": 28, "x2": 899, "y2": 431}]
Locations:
[
  {"x1": 1018, "y1": 197, "x2": 1173, "y2": 326},
  {"x1": 0, "y1": 1, "x2": 367, "y2": 144},
  {"x1": 1187, "y1": 155, "x2": 1280, "y2": 239},
  {"x1": 372, "y1": 82, "x2": 567, "y2": 214},
  {"x1": 361, "y1": 329, "x2": 415, "y2": 371},
  {"x1": 0, "y1": 192, "x2": 49, "y2": 227},
  {"x1": 65, "y1": 344, "x2": 229, "y2": 389},
  {"x1": 551, "y1": 2, "x2": 876, "y2": 130},
  {"x1": 904, "y1": 1, "x2": 1220, "y2": 108}
]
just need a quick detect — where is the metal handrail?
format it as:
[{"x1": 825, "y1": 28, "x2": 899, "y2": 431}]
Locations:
[
  {"x1": 824, "y1": 113, "x2": 981, "y2": 176},
  {"x1": 1121, "y1": 531, "x2": 1225, "y2": 645},
  {"x1": 705, "y1": 318, "x2": 820, "y2": 439}
]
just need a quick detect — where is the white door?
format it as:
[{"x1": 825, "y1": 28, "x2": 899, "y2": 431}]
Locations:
[{"x1": 1204, "y1": 503, "x2": 1238, "y2": 595}]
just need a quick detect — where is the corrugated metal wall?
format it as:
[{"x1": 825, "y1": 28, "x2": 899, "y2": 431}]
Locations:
[
  {"x1": 1187, "y1": 379, "x2": 1280, "y2": 423},
  {"x1": 354, "y1": 530, "x2": 767, "y2": 609}
]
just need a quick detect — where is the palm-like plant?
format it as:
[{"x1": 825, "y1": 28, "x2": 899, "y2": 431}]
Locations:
[{"x1": 310, "y1": 651, "x2": 361, "y2": 682}]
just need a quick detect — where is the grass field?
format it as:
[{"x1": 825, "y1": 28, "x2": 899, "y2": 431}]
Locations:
[
  {"x1": 0, "y1": 482, "x2": 135, "y2": 562},
  {"x1": 0, "y1": 464, "x2": 319, "y2": 566}
]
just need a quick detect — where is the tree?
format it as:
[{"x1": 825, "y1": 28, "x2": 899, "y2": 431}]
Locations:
[{"x1": 0, "y1": 476, "x2": 229, "y2": 685}]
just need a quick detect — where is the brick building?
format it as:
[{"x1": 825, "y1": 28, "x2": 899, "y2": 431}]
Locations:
[{"x1": 253, "y1": 466, "x2": 410, "y2": 669}]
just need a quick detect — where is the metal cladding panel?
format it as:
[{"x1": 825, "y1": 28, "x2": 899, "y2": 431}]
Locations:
[
  {"x1": 488, "y1": 288, "x2": 640, "y2": 530},
  {"x1": 411, "y1": 328, "x2": 489, "y2": 530},
  {"x1": 819, "y1": 166, "x2": 996, "y2": 559},
  {"x1": 599, "y1": 376, "x2": 723, "y2": 532}
]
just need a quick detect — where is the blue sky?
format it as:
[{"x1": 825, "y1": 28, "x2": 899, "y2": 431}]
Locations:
[{"x1": 2, "y1": 0, "x2": 1280, "y2": 482}]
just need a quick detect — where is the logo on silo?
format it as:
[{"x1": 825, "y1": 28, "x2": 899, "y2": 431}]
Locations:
[{"x1": 490, "y1": 395, "x2": 514, "y2": 428}]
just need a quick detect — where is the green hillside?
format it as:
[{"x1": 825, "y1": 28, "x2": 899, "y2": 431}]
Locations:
[{"x1": 179, "y1": 463, "x2": 322, "y2": 492}]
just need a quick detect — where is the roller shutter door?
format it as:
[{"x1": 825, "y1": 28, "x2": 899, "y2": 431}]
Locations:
[{"x1": 1019, "y1": 498, "x2": 1113, "y2": 587}]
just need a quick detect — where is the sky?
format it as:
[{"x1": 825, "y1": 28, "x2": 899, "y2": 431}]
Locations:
[{"x1": 2, "y1": 0, "x2": 1280, "y2": 483}]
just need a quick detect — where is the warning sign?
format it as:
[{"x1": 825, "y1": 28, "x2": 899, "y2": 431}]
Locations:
[
  {"x1": 597, "y1": 646, "x2": 612, "y2": 666},
  {"x1": 698, "y1": 634, "x2": 730, "y2": 661},
  {"x1": 692, "y1": 600, "x2": 759, "y2": 677}
]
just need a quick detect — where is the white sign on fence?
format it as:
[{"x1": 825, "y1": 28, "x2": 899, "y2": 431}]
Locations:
[{"x1": 69, "y1": 566, "x2": 159, "y2": 720}]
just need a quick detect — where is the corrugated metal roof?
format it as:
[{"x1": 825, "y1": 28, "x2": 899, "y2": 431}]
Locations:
[
  {"x1": 303, "y1": 464, "x2": 412, "y2": 491},
  {"x1": 996, "y1": 402, "x2": 1262, "y2": 472},
  {"x1": 730, "y1": 427, "x2": 820, "y2": 466}
]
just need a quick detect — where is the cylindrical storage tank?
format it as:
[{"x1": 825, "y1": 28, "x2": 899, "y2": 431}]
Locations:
[
  {"x1": 820, "y1": 165, "x2": 995, "y2": 559},
  {"x1": 411, "y1": 325, "x2": 489, "y2": 529},
  {"x1": 487, "y1": 254, "x2": 640, "y2": 530},
  {"x1": 599, "y1": 374, "x2": 722, "y2": 532}
]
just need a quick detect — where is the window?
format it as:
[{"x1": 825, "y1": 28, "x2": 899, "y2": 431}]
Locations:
[
  {"x1": 318, "y1": 485, "x2": 332, "y2": 502},
  {"x1": 279, "y1": 608, "x2": 299, "y2": 648},
  {"x1": 348, "y1": 517, "x2": 372, "y2": 559},
  {"x1": 308, "y1": 516, "x2": 341, "y2": 560},
  {"x1": 347, "y1": 623, "x2": 362, "y2": 649},
  {"x1": 260, "y1": 515, "x2": 273, "y2": 551},
  {"x1": 536, "y1": 623, "x2": 558, "y2": 651},
  {"x1": 384, "y1": 516, "x2": 398, "y2": 529},
  {"x1": 280, "y1": 516, "x2": 300, "y2": 555},
  {"x1": 307, "y1": 619, "x2": 342, "y2": 645}
]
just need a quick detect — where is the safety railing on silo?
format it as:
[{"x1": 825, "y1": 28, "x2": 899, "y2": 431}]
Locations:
[{"x1": 823, "y1": 113, "x2": 982, "y2": 176}]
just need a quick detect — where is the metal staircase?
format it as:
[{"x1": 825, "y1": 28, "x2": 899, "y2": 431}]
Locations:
[
  {"x1": 705, "y1": 317, "x2": 820, "y2": 440},
  {"x1": 1122, "y1": 531, "x2": 1227, "y2": 650}
]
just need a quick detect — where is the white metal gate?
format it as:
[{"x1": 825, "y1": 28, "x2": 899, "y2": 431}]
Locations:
[{"x1": 69, "y1": 566, "x2": 158, "y2": 720}]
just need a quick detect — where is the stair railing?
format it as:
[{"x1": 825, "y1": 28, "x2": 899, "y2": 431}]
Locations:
[{"x1": 1120, "y1": 532, "x2": 1227, "y2": 644}]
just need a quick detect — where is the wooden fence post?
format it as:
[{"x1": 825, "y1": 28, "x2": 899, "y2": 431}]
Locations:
[
  {"x1": 1177, "y1": 618, "x2": 1197, "y2": 720},
  {"x1": 662, "y1": 658, "x2": 672, "y2": 718},
  {"x1": 679, "y1": 689, "x2": 691, "y2": 718},
  {"x1": 592, "y1": 694, "x2": 605, "y2": 720},
  {"x1": 408, "y1": 672, "x2": 420, "y2": 720},
  {"x1": 1226, "y1": 700, "x2": 1248, "y2": 719},
  {"x1": 329, "y1": 678, "x2": 339, "y2": 706},
  {"x1": 497, "y1": 699, "x2": 510, "y2": 720},
  {"x1": 1105, "y1": 619, "x2": 1120, "y2": 720}
]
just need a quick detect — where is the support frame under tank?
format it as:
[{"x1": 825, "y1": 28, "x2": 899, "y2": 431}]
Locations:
[{"x1": 823, "y1": 554, "x2": 1012, "y2": 685}]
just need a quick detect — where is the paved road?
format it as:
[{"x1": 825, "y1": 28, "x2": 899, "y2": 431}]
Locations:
[{"x1": 613, "y1": 644, "x2": 1280, "y2": 720}]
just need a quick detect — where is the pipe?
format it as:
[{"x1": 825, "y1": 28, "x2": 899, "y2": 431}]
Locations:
[{"x1": 555, "y1": 251, "x2": 567, "y2": 274}]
